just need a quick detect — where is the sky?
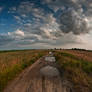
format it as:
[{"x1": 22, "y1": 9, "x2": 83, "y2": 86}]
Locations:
[{"x1": 0, "y1": 0, "x2": 92, "y2": 50}]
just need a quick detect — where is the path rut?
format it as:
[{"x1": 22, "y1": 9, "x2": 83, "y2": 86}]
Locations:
[{"x1": 4, "y1": 55, "x2": 72, "y2": 92}]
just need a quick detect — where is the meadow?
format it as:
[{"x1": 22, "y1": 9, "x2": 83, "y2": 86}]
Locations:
[
  {"x1": 54, "y1": 50, "x2": 92, "y2": 92},
  {"x1": 0, "y1": 49, "x2": 92, "y2": 92},
  {"x1": 0, "y1": 50, "x2": 48, "y2": 92}
]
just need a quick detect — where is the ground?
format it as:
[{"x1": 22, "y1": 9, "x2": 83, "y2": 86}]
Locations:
[{"x1": 4, "y1": 55, "x2": 72, "y2": 92}]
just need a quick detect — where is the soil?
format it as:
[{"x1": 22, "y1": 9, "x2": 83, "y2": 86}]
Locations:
[{"x1": 4, "y1": 56, "x2": 72, "y2": 92}]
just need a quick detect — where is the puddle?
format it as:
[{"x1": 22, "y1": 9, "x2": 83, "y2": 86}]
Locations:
[
  {"x1": 45, "y1": 56, "x2": 56, "y2": 62},
  {"x1": 40, "y1": 65, "x2": 60, "y2": 77}
]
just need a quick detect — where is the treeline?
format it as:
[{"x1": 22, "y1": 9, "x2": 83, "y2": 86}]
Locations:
[
  {"x1": 51, "y1": 48, "x2": 87, "y2": 51},
  {"x1": 71, "y1": 48, "x2": 92, "y2": 52},
  {"x1": 48, "y1": 48, "x2": 92, "y2": 52},
  {"x1": 71, "y1": 48, "x2": 86, "y2": 51}
]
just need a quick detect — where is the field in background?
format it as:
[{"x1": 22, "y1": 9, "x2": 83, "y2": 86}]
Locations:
[
  {"x1": 0, "y1": 50, "x2": 48, "y2": 92},
  {"x1": 60, "y1": 50, "x2": 92, "y2": 62},
  {"x1": 0, "y1": 49, "x2": 92, "y2": 92},
  {"x1": 54, "y1": 50, "x2": 92, "y2": 92}
]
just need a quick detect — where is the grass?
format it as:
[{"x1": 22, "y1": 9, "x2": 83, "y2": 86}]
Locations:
[
  {"x1": 0, "y1": 50, "x2": 48, "y2": 92},
  {"x1": 54, "y1": 51, "x2": 92, "y2": 92}
]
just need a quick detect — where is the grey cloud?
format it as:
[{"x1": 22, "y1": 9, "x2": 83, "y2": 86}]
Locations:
[
  {"x1": 78, "y1": 0, "x2": 92, "y2": 16},
  {"x1": 0, "y1": 29, "x2": 87, "y2": 49},
  {"x1": 58, "y1": 8, "x2": 89, "y2": 35},
  {"x1": 44, "y1": 0, "x2": 92, "y2": 15},
  {"x1": 0, "y1": 34, "x2": 14, "y2": 46},
  {"x1": 44, "y1": 0, "x2": 91, "y2": 35},
  {"x1": 0, "y1": 33, "x2": 37, "y2": 48},
  {"x1": 21, "y1": 13, "x2": 63, "y2": 40},
  {"x1": 17, "y1": 1, "x2": 45, "y2": 18},
  {"x1": 31, "y1": 33, "x2": 82, "y2": 46},
  {"x1": 44, "y1": 0, "x2": 81, "y2": 12},
  {"x1": 0, "y1": 7, "x2": 3, "y2": 12},
  {"x1": 1, "y1": 0, "x2": 91, "y2": 49},
  {"x1": 17, "y1": 1, "x2": 34, "y2": 14},
  {"x1": 9, "y1": 0, "x2": 92, "y2": 36}
]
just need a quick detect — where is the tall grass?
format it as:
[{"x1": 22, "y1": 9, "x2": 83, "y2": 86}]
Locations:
[
  {"x1": 0, "y1": 50, "x2": 48, "y2": 92},
  {"x1": 55, "y1": 51, "x2": 92, "y2": 92}
]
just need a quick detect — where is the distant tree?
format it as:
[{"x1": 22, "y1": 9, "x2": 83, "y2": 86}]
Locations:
[
  {"x1": 72, "y1": 48, "x2": 86, "y2": 51},
  {"x1": 54, "y1": 48, "x2": 57, "y2": 50}
]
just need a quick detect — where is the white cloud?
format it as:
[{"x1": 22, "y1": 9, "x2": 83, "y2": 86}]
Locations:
[
  {"x1": 0, "y1": 7, "x2": 3, "y2": 12},
  {"x1": 8, "y1": 29, "x2": 25, "y2": 39},
  {"x1": 15, "y1": 29, "x2": 25, "y2": 36},
  {"x1": 87, "y1": 17, "x2": 92, "y2": 30},
  {"x1": 24, "y1": 23, "x2": 32, "y2": 26},
  {"x1": 0, "y1": 0, "x2": 92, "y2": 50},
  {"x1": 21, "y1": 14, "x2": 27, "y2": 18}
]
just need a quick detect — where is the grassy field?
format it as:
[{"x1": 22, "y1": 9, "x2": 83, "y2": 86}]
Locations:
[
  {"x1": 0, "y1": 50, "x2": 48, "y2": 92},
  {"x1": 0, "y1": 49, "x2": 92, "y2": 92},
  {"x1": 54, "y1": 50, "x2": 92, "y2": 92}
]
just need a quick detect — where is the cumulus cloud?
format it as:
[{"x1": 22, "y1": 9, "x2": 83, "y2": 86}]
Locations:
[
  {"x1": 16, "y1": 1, "x2": 45, "y2": 19},
  {"x1": 8, "y1": 29, "x2": 25, "y2": 38},
  {"x1": 0, "y1": 34, "x2": 14, "y2": 46},
  {"x1": 44, "y1": 0, "x2": 92, "y2": 35},
  {"x1": 0, "y1": 0, "x2": 92, "y2": 49},
  {"x1": 17, "y1": 1, "x2": 34, "y2": 14},
  {"x1": 58, "y1": 8, "x2": 89, "y2": 34},
  {"x1": 10, "y1": 0, "x2": 91, "y2": 36},
  {"x1": 0, "y1": 28, "x2": 82, "y2": 48},
  {"x1": 0, "y1": 29, "x2": 38, "y2": 47},
  {"x1": 44, "y1": 0, "x2": 92, "y2": 15}
]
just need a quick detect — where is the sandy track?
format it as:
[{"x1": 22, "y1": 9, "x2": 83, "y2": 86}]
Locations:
[{"x1": 4, "y1": 56, "x2": 72, "y2": 92}]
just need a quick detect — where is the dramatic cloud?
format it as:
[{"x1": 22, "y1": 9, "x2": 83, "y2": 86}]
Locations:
[
  {"x1": 10, "y1": 0, "x2": 92, "y2": 36},
  {"x1": 0, "y1": 34, "x2": 14, "y2": 46},
  {"x1": 44, "y1": 0, "x2": 92, "y2": 15},
  {"x1": 0, "y1": 0, "x2": 92, "y2": 49},
  {"x1": 44, "y1": 0, "x2": 92, "y2": 35},
  {"x1": 58, "y1": 8, "x2": 89, "y2": 35},
  {"x1": 0, "y1": 28, "x2": 82, "y2": 48}
]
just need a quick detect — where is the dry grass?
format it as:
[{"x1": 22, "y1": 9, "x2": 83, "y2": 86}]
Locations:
[
  {"x1": 59, "y1": 50, "x2": 92, "y2": 62},
  {"x1": 0, "y1": 50, "x2": 48, "y2": 92},
  {"x1": 54, "y1": 50, "x2": 92, "y2": 92}
]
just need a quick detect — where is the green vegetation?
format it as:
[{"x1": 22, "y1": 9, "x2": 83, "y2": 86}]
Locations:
[
  {"x1": 55, "y1": 51, "x2": 92, "y2": 92},
  {"x1": 0, "y1": 50, "x2": 48, "y2": 92}
]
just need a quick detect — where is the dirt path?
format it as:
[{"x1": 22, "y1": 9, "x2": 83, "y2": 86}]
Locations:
[{"x1": 4, "y1": 55, "x2": 72, "y2": 92}]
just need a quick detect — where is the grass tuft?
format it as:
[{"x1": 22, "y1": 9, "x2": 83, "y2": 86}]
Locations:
[
  {"x1": 0, "y1": 50, "x2": 48, "y2": 92},
  {"x1": 55, "y1": 51, "x2": 92, "y2": 92}
]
